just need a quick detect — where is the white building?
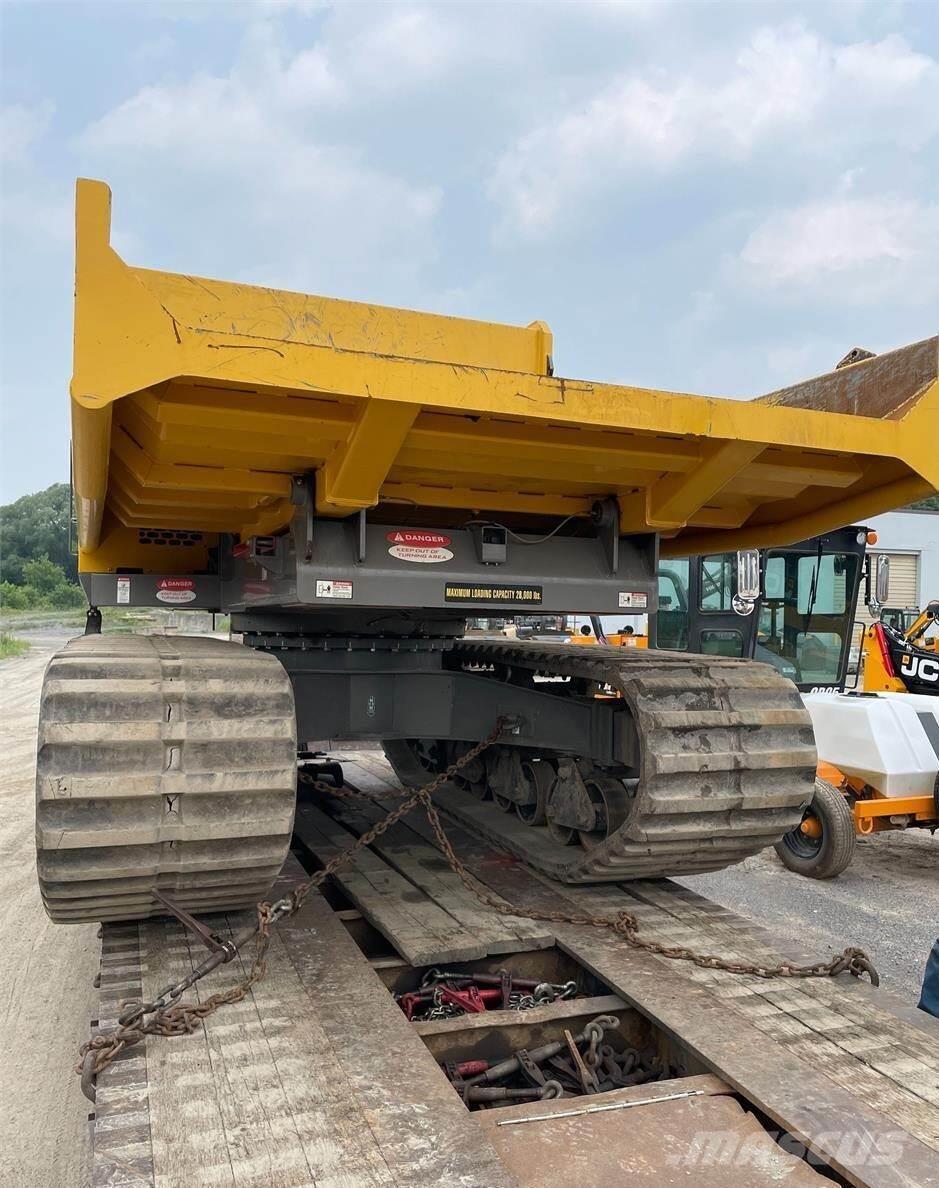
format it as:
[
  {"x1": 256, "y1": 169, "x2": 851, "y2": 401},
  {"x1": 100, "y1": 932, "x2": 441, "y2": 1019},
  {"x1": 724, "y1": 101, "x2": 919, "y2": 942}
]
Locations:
[{"x1": 862, "y1": 508, "x2": 939, "y2": 616}]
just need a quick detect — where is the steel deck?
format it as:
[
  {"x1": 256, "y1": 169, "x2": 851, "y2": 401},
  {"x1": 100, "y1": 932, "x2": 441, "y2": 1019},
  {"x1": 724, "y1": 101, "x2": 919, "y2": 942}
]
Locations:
[{"x1": 90, "y1": 751, "x2": 939, "y2": 1188}]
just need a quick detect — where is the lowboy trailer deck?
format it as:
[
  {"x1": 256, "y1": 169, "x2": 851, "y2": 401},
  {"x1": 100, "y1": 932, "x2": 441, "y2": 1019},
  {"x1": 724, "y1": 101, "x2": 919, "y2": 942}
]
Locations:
[{"x1": 90, "y1": 750, "x2": 939, "y2": 1188}]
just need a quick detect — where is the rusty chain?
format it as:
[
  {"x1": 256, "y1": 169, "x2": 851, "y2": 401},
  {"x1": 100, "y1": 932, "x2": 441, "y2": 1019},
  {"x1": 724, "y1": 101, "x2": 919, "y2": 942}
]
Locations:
[{"x1": 78, "y1": 722, "x2": 878, "y2": 1098}]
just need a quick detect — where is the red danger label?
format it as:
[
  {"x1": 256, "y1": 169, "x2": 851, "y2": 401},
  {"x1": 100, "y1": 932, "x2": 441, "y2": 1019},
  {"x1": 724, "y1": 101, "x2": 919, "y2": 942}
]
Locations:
[
  {"x1": 386, "y1": 531, "x2": 452, "y2": 549},
  {"x1": 158, "y1": 578, "x2": 195, "y2": 590}
]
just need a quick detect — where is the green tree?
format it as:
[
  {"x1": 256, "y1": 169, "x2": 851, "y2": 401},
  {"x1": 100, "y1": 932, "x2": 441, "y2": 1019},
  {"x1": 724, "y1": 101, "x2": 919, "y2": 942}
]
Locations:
[
  {"x1": 1, "y1": 483, "x2": 76, "y2": 584},
  {"x1": 0, "y1": 582, "x2": 30, "y2": 609},
  {"x1": 23, "y1": 555, "x2": 68, "y2": 596}
]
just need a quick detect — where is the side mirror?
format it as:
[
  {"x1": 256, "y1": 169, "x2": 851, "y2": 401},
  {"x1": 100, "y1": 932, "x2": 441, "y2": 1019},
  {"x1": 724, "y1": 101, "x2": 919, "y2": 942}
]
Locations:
[
  {"x1": 736, "y1": 549, "x2": 761, "y2": 601},
  {"x1": 875, "y1": 554, "x2": 890, "y2": 607},
  {"x1": 733, "y1": 549, "x2": 761, "y2": 617}
]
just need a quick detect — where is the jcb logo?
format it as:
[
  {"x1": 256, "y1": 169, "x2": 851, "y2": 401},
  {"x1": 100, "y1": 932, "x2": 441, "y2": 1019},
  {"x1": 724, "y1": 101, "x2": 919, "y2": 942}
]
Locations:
[{"x1": 900, "y1": 655, "x2": 939, "y2": 683}]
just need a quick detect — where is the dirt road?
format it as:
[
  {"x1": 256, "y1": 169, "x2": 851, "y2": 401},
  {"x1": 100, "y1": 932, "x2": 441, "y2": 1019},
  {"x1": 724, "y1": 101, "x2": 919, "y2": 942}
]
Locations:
[{"x1": 0, "y1": 637, "x2": 98, "y2": 1188}]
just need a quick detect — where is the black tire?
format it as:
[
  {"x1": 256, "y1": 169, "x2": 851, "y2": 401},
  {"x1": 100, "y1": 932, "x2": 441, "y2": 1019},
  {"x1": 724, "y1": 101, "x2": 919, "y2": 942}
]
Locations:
[{"x1": 774, "y1": 778, "x2": 856, "y2": 879}]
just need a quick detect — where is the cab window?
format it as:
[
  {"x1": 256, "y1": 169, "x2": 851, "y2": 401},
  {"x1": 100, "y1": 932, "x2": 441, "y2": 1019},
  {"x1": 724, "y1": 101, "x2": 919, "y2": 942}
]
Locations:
[
  {"x1": 699, "y1": 554, "x2": 734, "y2": 612},
  {"x1": 657, "y1": 558, "x2": 689, "y2": 650},
  {"x1": 701, "y1": 629, "x2": 744, "y2": 657},
  {"x1": 757, "y1": 550, "x2": 858, "y2": 686}
]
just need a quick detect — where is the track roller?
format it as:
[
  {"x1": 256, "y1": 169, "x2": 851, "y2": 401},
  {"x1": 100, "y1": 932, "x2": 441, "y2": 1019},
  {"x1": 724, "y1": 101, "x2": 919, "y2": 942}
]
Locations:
[{"x1": 383, "y1": 639, "x2": 815, "y2": 883}]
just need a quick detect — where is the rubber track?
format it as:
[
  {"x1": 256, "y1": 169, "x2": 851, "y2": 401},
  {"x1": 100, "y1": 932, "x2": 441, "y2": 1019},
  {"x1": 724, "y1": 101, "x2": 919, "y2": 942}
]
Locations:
[
  {"x1": 35, "y1": 635, "x2": 297, "y2": 922},
  {"x1": 386, "y1": 641, "x2": 816, "y2": 882}
]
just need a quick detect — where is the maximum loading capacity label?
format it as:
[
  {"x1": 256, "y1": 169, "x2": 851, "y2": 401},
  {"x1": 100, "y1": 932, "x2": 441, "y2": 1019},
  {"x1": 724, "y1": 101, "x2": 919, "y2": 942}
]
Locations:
[{"x1": 445, "y1": 584, "x2": 543, "y2": 604}]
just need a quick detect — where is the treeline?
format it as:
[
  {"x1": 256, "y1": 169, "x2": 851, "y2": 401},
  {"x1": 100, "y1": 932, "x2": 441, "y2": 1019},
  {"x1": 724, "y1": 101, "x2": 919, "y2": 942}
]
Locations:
[{"x1": 1, "y1": 483, "x2": 85, "y2": 610}]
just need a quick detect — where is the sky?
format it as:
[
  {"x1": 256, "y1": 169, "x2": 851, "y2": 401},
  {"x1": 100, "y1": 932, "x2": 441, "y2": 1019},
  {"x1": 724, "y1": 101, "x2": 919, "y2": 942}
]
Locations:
[{"x1": 1, "y1": 0, "x2": 937, "y2": 503}]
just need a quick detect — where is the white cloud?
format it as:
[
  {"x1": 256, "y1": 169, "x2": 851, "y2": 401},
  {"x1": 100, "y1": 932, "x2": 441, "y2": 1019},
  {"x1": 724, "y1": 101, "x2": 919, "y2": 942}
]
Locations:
[
  {"x1": 1, "y1": 101, "x2": 54, "y2": 164},
  {"x1": 490, "y1": 25, "x2": 939, "y2": 234},
  {"x1": 75, "y1": 43, "x2": 442, "y2": 295},
  {"x1": 1, "y1": 188, "x2": 71, "y2": 246},
  {"x1": 0, "y1": 102, "x2": 71, "y2": 247},
  {"x1": 738, "y1": 194, "x2": 939, "y2": 302}
]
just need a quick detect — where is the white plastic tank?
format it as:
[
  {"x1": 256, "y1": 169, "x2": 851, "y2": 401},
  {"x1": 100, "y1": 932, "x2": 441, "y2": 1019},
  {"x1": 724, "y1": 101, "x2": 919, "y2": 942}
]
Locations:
[{"x1": 801, "y1": 691, "x2": 939, "y2": 797}]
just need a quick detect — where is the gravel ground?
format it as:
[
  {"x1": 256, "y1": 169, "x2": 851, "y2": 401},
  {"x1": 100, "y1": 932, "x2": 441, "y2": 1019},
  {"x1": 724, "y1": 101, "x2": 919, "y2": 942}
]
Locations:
[
  {"x1": 679, "y1": 827, "x2": 939, "y2": 1006},
  {"x1": 1, "y1": 636, "x2": 936, "y2": 1185},
  {"x1": 0, "y1": 635, "x2": 98, "y2": 1188}
]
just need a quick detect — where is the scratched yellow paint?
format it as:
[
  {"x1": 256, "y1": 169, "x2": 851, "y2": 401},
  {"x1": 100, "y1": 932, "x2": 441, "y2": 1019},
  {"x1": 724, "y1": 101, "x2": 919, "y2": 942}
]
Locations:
[{"x1": 70, "y1": 179, "x2": 938, "y2": 572}]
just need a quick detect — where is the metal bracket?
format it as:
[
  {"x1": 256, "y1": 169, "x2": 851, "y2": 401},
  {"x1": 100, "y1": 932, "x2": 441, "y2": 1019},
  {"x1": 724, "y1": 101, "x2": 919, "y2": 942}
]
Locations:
[
  {"x1": 151, "y1": 890, "x2": 237, "y2": 961},
  {"x1": 291, "y1": 474, "x2": 316, "y2": 563},
  {"x1": 249, "y1": 534, "x2": 290, "y2": 578},
  {"x1": 547, "y1": 759, "x2": 597, "y2": 831},
  {"x1": 355, "y1": 509, "x2": 367, "y2": 563},
  {"x1": 591, "y1": 497, "x2": 620, "y2": 577}
]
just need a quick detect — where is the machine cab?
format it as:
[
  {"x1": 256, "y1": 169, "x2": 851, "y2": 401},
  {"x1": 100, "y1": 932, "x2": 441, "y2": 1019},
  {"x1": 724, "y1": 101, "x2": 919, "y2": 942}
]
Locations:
[{"x1": 654, "y1": 527, "x2": 871, "y2": 693}]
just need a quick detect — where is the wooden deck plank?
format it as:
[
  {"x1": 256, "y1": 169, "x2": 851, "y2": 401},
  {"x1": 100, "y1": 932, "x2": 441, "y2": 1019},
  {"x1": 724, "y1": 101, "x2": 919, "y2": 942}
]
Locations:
[
  {"x1": 356, "y1": 746, "x2": 939, "y2": 1120},
  {"x1": 322, "y1": 785, "x2": 554, "y2": 955},
  {"x1": 626, "y1": 882, "x2": 939, "y2": 1086},
  {"x1": 138, "y1": 919, "x2": 242, "y2": 1188},
  {"x1": 293, "y1": 801, "x2": 487, "y2": 964},
  {"x1": 277, "y1": 878, "x2": 519, "y2": 1187},
  {"x1": 617, "y1": 881, "x2": 939, "y2": 1143},
  {"x1": 221, "y1": 912, "x2": 397, "y2": 1188},
  {"x1": 95, "y1": 856, "x2": 517, "y2": 1188}
]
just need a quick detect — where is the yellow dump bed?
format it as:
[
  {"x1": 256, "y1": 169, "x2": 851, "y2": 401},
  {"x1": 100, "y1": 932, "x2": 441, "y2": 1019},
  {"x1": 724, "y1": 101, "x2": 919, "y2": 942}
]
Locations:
[{"x1": 71, "y1": 180, "x2": 937, "y2": 573}]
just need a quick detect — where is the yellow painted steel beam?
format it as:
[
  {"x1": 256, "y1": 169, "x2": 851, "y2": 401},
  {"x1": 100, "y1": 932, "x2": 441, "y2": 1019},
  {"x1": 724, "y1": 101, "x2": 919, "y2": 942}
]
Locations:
[
  {"x1": 742, "y1": 452, "x2": 862, "y2": 488},
  {"x1": 71, "y1": 402, "x2": 111, "y2": 552},
  {"x1": 644, "y1": 441, "x2": 764, "y2": 530},
  {"x1": 619, "y1": 493, "x2": 752, "y2": 533},
  {"x1": 140, "y1": 384, "x2": 354, "y2": 440},
  {"x1": 118, "y1": 404, "x2": 326, "y2": 474},
  {"x1": 408, "y1": 417, "x2": 701, "y2": 473},
  {"x1": 108, "y1": 486, "x2": 291, "y2": 536},
  {"x1": 317, "y1": 400, "x2": 417, "y2": 514},
  {"x1": 666, "y1": 473, "x2": 933, "y2": 557},
  {"x1": 111, "y1": 428, "x2": 292, "y2": 498},
  {"x1": 109, "y1": 468, "x2": 253, "y2": 512},
  {"x1": 380, "y1": 482, "x2": 592, "y2": 518}
]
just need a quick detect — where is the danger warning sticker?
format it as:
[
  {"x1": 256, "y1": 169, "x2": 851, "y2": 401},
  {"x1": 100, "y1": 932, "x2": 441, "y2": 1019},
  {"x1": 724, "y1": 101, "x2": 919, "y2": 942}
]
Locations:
[
  {"x1": 156, "y1": 577, "x2": 197, "y2": 604},
  {"x1": 316, "y1": 579, "x2": 353, "y2": 599},
  {"x1": 387, "y1": 529, "x2": 453, "y2": 564},
  {"x1": 618, "y1": 592, "x2": 648, "y2": 609}
]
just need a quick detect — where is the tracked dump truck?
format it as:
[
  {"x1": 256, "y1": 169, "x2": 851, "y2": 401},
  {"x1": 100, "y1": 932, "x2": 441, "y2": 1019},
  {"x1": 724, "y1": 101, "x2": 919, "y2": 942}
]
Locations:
[{"x1": 36, "y1": 179, "x2": 939, "y2": 924}]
